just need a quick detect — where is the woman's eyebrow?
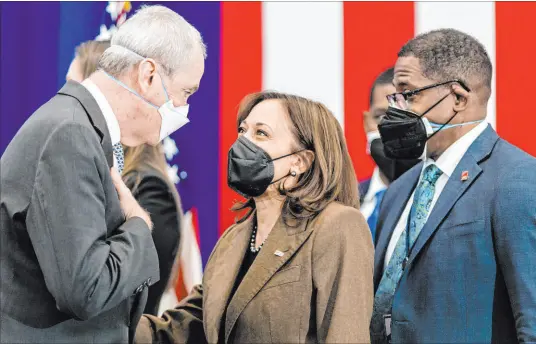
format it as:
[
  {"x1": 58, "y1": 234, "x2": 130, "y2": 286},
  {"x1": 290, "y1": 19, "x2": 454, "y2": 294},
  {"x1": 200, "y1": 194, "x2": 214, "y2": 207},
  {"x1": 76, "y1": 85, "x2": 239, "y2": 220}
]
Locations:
[{"x1": 255, "y1": 122, "x2": 273, "y2": 131}]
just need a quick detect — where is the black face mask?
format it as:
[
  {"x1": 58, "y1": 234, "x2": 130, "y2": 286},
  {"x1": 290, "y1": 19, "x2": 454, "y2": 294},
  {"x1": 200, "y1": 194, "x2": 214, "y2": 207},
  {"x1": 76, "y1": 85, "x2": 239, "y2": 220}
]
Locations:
[
  {"x1": 370, "y1": 138, "x2": 420, "y2": 182},
  {"x1": 227, "y1": 136, "x2": 301, "y2": 198},
  {"x1": 378, "y1": 92, "x2": 455, "y2": 160}
]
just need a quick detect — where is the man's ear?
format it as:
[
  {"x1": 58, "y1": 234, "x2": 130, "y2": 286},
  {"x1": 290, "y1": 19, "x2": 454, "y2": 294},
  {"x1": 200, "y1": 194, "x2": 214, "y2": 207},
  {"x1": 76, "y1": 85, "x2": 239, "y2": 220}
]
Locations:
[
  {"x1": 137, "y1": 58, "x2": 157, "y2": 94},
  {"x1": 452, "y1": 84, "x2": 470, "y2": 112}
]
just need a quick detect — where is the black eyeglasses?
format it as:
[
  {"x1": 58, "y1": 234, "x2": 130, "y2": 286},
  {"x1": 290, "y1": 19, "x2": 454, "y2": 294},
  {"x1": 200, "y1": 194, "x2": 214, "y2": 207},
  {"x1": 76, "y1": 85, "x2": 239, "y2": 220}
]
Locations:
[{"x1": 387, "y1": 80, "x2": 471, "y2": 110}]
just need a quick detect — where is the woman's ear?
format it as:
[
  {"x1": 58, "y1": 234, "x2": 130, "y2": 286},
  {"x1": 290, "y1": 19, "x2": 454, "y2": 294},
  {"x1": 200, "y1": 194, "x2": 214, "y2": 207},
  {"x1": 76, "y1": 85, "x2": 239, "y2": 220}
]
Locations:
[
  {"x1": 294, "y1": 150, "x2": 315, "y2": 175},
  {"x1": 452, "y1": 84, "x2": 470, "y2": 112}
]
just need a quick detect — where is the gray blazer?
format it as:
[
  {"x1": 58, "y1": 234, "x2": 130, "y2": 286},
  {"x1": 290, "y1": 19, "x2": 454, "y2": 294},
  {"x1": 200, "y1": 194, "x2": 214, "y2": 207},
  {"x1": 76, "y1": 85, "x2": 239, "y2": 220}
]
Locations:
[{"x1": 0, "y1": 81, "x2": 159, "y2": 343}]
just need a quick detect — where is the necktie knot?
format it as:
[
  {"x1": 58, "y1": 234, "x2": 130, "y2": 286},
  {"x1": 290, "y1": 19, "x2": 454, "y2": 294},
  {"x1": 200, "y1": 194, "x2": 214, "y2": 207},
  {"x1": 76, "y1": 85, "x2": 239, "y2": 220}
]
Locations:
[{"x1": 422, "y1": 164, "x2": 442, "y2": 185}]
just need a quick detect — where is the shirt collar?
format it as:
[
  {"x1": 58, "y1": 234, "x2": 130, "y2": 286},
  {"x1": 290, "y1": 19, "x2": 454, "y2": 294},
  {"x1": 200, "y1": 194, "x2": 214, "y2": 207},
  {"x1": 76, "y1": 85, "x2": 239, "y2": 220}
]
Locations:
[
  {"x1": 363, "y1": 166, "x2": 389, "y2": 202},
  {"x1": 81, "y1": 79, "x2": 121, "y2": 145},
  {"x1": 423, "y1": 120, "x2": 489, "y2": 178}
]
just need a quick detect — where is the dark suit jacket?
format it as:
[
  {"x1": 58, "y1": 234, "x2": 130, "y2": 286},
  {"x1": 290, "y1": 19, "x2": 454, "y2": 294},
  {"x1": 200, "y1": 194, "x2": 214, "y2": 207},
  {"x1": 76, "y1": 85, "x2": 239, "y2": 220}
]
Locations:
[
  {"x1": 373, "y1": 125, "x2": 536, "y2": 343},
  {"x1": 135, "y1": 202, "x2": 374, "y2": 344},
  {"x1": 0, "y1": 81, "x2": 159, "y2": 343},
  {"x1": 359, "y1": 177, "x2": 371, "y2": 205},
  {"x1": 124, "y1": 170, "x2": 182, "y2": 316}
]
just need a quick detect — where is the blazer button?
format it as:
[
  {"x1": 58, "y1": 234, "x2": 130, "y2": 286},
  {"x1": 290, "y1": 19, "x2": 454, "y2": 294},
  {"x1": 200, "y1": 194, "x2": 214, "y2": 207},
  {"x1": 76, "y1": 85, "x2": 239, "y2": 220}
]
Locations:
[
  {"x1": 146, "y1": 277, "x2": 151, "y2": 286},
  {"x1": 134, "y1": 285, "x2": 143, "y2": 294}
]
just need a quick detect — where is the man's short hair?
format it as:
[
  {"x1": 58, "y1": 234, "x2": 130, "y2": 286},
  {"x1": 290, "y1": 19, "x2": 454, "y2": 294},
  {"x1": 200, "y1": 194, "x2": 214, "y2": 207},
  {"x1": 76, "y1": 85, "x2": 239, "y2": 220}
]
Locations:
[
  {"x1": 398, "y1": 28, "x2": 492, "y2": 96},
  {"x1": 369, "y1": 67, "x2": 394, "y2": 106},
  {"x1": 98, "y1": 5, "x2": 206, "y2": 77}
]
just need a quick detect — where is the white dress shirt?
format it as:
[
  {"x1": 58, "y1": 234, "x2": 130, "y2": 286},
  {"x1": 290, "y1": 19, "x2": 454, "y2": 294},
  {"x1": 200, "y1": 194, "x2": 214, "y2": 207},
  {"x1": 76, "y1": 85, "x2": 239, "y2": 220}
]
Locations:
[
  {"x1": 81, "y1": 79, "x2": 122, "y2": 169},
  {"x1": 361, "y1": 166, "x2": 389, "y2": 221},
  {"x1": 384, "y1": 121, "x2": 489, "y2": 268}
]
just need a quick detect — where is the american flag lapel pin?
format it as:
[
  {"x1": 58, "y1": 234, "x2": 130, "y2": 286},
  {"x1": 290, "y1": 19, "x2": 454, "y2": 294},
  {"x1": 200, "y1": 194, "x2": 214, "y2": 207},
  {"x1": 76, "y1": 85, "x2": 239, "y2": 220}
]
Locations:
[
  {"x1": 274, "y1": 250, "x2": 284, "y2": 257},
  {"x1": 461, "y1": 171, "x2": 469, "y2": 181}
]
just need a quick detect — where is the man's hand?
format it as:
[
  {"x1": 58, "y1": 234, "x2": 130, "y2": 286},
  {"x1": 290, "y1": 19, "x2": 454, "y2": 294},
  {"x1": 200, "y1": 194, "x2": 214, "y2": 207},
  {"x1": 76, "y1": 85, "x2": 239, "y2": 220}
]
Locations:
[{"x1": 111, "y1": 168, "x2": 153, "y2": 230}]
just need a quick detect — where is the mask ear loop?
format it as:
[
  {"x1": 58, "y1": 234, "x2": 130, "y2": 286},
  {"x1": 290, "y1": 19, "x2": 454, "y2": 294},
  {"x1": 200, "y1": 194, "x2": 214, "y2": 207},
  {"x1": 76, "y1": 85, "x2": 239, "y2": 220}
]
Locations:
[
  {"x1": 103, "y1": 70, "x2": 160, "y2": 109},
  {"x1": 268, "y1": 148, "x2": 308, "y2": 185},
  {"x1": 269, "y1": 150, "x2": 304, "y2": 185},
  {"x1": 158, "y1": 72, "x2": 171, "y2": 103},
  {"x1": 420, "y1": 91, "x2": 459, "y2": 141},
  {"x1": 269, "y1": 149, "x2": 306, "y2": 163},
  {"x1": 269, "y1": 170, "x2": 297, "y2": 186}
]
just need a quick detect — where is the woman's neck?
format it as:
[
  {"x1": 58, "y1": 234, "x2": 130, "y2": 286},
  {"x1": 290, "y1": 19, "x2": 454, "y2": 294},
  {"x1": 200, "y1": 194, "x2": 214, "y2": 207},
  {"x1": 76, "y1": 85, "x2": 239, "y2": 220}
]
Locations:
[{"x1": 253, "y1": 193, "x2": 284, "y2": 247}]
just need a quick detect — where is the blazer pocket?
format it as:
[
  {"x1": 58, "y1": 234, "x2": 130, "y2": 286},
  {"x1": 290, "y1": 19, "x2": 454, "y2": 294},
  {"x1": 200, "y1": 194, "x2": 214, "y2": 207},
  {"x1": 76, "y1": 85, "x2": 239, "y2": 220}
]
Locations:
[
  {"x1": 261, "y1": 266, "x2": 301, "y2": 292},
  {"x1": 443, "y1": 219, "x2": 484, "y2": 237}
]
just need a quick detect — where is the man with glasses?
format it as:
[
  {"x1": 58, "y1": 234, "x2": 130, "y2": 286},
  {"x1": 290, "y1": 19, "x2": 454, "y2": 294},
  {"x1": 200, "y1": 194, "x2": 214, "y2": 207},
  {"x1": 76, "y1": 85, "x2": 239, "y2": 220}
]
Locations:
[
  {"x1": 360, "y1": 67, "x2": 420, "y2": 241},
  {"x1": 370, "y1": 28, "x2": 536, "y2": 343}
]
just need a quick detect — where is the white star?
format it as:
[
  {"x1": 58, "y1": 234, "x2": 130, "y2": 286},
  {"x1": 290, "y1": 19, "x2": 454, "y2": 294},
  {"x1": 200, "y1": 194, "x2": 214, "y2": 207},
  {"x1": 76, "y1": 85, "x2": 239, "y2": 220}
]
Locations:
[
  {"x1": 162, "y1": 137, "x2": 179, "y2": 161},
  {"x1": 95, "y1": 24, "x2": 112, "y2": 41},
  {"x1": 167, "y1": 164, "x2": 180, "y2": 184},
  {"x1": 106, "y1": 1, "x2": 120, "y2": 22}
]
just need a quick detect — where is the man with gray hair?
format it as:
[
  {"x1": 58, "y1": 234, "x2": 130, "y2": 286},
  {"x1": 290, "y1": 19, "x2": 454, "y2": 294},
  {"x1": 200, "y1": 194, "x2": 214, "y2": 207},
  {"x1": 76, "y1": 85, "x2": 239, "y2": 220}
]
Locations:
[
  {"x1": 0, "y1": 5, "x2": 205, "y2": 343},
  {"x1": 370, "y1": 28, "x2": 536, "y2": 343}
]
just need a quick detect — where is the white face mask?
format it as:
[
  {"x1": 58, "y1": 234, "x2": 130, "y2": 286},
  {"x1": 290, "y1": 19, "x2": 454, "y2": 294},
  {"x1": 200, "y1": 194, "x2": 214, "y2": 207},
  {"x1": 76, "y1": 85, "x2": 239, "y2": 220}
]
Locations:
[
  {"x1": 103, "y1": 65, "x2": 190, "y2": 143},
  {"x1": 366, "y1": 130, "x2": 382, "y2": 155},
  {"x1": 157, "y1": 100, "x2": 189, "y2": 142}
]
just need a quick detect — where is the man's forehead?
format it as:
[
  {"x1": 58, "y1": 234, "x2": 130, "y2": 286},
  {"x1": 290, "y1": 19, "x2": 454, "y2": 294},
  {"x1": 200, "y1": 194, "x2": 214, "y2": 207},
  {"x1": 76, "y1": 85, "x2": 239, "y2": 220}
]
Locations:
[{"x1": 393, "y1": 56, "x2": 426, "y2": 88}]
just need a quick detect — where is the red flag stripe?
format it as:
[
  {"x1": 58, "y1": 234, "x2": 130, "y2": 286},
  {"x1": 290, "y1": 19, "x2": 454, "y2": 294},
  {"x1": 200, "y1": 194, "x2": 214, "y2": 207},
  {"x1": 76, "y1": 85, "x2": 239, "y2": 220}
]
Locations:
[
  {"x1": 343, "y1": 2, "x2": 415, "y2": 182},
  {"x1": 495, "y1": 2, "x2": 536, "y2": 157},
  {"x1": 219, "y1": 2, "x2": 263, "y2": 235}
]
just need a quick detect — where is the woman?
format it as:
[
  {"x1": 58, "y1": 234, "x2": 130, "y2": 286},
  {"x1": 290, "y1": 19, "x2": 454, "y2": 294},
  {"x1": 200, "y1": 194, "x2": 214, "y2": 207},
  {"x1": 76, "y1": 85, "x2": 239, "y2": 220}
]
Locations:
[
  {"x1": 135, "y1": 91, "x2": 374, "y2": 343},
  {"x1": 67, "y1": 39, "x2": 183, "y2": 316}
]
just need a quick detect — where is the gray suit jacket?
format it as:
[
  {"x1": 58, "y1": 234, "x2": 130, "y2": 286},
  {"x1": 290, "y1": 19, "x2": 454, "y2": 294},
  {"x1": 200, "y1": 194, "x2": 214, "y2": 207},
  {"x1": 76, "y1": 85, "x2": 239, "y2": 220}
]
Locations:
[{"x1": 0, "y1": 81, "x2": 160, "y2": 343}]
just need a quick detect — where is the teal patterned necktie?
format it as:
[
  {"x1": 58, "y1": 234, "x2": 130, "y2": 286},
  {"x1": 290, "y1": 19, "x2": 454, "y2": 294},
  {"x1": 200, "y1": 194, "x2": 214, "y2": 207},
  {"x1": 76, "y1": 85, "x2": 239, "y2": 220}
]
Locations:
[
  {"x1": 112, "y1": 142, "x2": 124, "y2": 174},
  {"x1": 370, "y1": 164, "x2": 443, "y2": 343}
]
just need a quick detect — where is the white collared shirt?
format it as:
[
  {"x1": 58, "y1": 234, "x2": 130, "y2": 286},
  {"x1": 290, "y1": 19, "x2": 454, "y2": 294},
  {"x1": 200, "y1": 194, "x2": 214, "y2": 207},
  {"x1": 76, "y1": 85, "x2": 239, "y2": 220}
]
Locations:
[
  {"x1": 361, "y1": 166, "x2": 389, "y2": 221},
  {"x1": 81, "y1": 79, "x2": 122, "y2": 169},
  {"x1": 384, "y1": 121, "x2": 489, "y2": 268}
]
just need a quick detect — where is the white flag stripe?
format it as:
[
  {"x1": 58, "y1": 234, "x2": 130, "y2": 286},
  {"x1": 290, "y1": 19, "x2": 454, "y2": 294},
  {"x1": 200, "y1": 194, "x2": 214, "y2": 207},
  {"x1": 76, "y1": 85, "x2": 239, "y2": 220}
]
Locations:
[
  {"x1": 415, "y1": 2, "x2": 496, "y2": 128},
  {"x1": 262, "y1": 2, "x2": 345, "y2": 128},
  {"x1": 179, "y1": 211, "x2": 203, "y2": 294},
  {"x1": 157, "y1": 288, "x2": 179, "y2": 317}
]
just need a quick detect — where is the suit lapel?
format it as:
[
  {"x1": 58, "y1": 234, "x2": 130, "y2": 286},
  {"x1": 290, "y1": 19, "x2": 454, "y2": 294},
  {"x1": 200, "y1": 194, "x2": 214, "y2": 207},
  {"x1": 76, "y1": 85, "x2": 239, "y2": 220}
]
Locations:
[
  {"x1": 406, "y1": 126, "x2": 499, "y2": 269},
  {"x1": 373, "y1": 166, "x2": 421, "y2": 289},
  {"x1": 57, "y1": 81, "x2": 114, "y2": 168},
  {"x1": 224, "y1": 215, "x2": 312, "y2": 343},
  {"x1": 204, "y1": 218, "x2": 251, "y2": 344}
]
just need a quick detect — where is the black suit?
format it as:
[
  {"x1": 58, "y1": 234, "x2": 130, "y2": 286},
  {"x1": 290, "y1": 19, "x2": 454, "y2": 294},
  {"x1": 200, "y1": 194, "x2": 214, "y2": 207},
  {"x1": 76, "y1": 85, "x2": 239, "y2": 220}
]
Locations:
[
  {"x1": 0, "y1": 81, "x2": 159, "y2": 343},
  {"x1": 124, "y1": 170, "x2": 182, "y2": 316}
]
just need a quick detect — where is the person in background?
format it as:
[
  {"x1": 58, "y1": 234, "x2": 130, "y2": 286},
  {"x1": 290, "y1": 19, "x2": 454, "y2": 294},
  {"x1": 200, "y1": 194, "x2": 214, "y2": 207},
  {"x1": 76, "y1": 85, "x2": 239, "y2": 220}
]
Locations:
[
  {"x1": 360, "y1": 68, "x2": 420, "y2": 241},
  {"x1": 371, "y1": 28, "x2": 536, "y2": 343},
  {"x1": 66, "y1": 40, "x2": 110, "y2": 82},
  {"x1": 0, "y1": 5, "x2": 205, "y2": 343},
  {"x1": 66, "y1": 38, "x2": 184, "y2": 317},
  {"x1": 135, "y1": 91, "x2": 374, "y2": 344},
  {"x1": 122, "y1": 144, "x2": 183, "y2": 316}
]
